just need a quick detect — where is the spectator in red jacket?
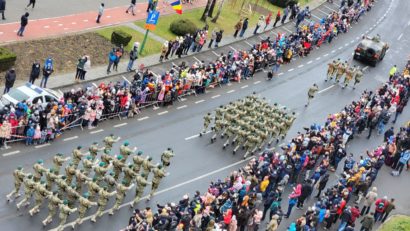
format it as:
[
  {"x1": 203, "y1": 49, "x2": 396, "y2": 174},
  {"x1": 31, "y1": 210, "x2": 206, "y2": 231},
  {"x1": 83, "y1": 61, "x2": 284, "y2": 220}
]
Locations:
[
  {"x1": 374, "y1": 196, "x2": 389, "y2": 222},
  {"x1": 349, "y1": 205, "x2": 361, "y2": 226}
]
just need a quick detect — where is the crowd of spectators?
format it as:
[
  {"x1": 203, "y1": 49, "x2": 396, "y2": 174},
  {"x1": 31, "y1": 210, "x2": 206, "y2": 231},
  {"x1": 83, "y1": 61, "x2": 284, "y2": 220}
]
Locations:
[
  {"x1": 121, "y1": 63, "x2": 409, "y2": 231},
  {"x1": 0, "y1": 0, "x2": 374, "y2": 148}
]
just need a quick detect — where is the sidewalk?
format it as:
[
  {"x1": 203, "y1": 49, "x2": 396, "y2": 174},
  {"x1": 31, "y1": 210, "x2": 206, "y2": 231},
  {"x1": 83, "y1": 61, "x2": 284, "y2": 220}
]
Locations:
[
  {"x1": 2, "y1": 0, "x2": 326, "y2": 92},
  {"x1": 0, "y1": 0, "x2": 207, "y2": 44}
]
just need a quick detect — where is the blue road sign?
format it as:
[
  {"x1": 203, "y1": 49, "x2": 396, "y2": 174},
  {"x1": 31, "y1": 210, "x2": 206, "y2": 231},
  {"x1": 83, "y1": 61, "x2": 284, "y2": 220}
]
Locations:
[{"x1": 146, "y1": 10, "x2": 160, "y2": 25}]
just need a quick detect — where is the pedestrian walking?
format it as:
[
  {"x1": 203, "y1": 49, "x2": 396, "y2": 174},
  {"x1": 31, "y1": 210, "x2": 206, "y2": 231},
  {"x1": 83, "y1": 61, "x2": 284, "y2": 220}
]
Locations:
[
  {"x1": 113, "y1": 45, "x2": 124, "y2": 71},
  {"x1": 392, "y1": 150, "x2": 410, "y2": 175},
  {"x1": 381, "y1": 198, "x2": 395, "y2": 222},
  {"x1": 305, "y1": 83, "x2": 319, "y2": 107},
  {"x1": 281, "y1": 6, "x2": 289, "y2": 24},
  {"x1": 106, "y1": 48, "x2": 116, "y2": 74},
  {"x1": 26, "y1": 0, "x2": 35, "y2": 9},
  {"x1": 17, "y1": 12, "x2": 29, "y2": 36},
  {"x1": 233, "y1": 19, "x2": 243, "y2": 38},
  {"x1": 374, "y1": 196, "x2": 389, "y2": 222},
  {"x1": 264, "y1": 13, "x2": 272, "y2": 31},
  {"x1": 273, "y1": 10, "x2": 281, "y2": 27},
  {"x1": 0, "y1": 0, "x2": 6, "y2": 20},
  {"x1": 81, "y1": 55, "x2": 90, "y2": 80},
  {"x1": 126, "y1": 0, "x2": 136, "y2": 15},
  {"x1": 215, "y1": 29, "x2": 223, "y2": 48},
  {"x1": 40, "y1": 57, "x2": 53, "y2": 88},
  {"x1": 208, "y1": 28, "x2": 217, "y2": 48},
  {"x1": 3, "y1": 67, "x2": 16, "y2": 94},
  {"x1": 253, "y1": 15, "x2": 264, "y2": 35},
  {"x1": 239, "y1": 18, "x2": 248, "y2": 38},
  {"x1": 127, "y1": 42, "x2": 139, "y2": 71},
  {"x1": 75, "y1": 56, "x2": 86, "y2": 81},
  {"x1": 29, "y1": 60, "x2": 40, "y2": 84},
  {"x1": 360, "y1": 212, "x2": 375, "y2": 231},
  {"x1": 96, "y1": 3, "x2": 104, "y2": 23}
]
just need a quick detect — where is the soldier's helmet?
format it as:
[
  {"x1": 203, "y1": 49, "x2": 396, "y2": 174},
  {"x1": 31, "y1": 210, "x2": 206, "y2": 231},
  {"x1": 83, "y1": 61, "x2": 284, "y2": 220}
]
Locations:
[
  {"x1": 137, "y1": 151, "x2": 143, "y2": 156},
  {"x1": 117, "y1": 155, "x2": 123, "y2": 160},
  {"x1": 122, "y1": 180, "x2": 128, "y2": 185},
  {"x1": 63, "y1": 199, "x2": 68, "y2": 205},
  {"x1": 37, "y1": 159, "x2": 44, "y2": 164},
  {"x1": 40, "y1": 180, "x2": 46, "y2": 185},
  {"x1": 57, "y1": 153, "x2": 63, "y2": 156},
  {"x1": 148, "y1": 157, "x2": 152, "y2": 161},
  {"x1": 53, "y1": 191, "x2": 58, "y2": 195},
  {"x1": 83, "y1": 192, "x2": 89, "y2": 198},
  {"x1": 141, "y1": 173, "x2": 146, "y2": 177},
  {"x1": 62, "y1": 175, "x2": 67, "y2": 180},
  {"x1": 128, "y1": 164, "x2": 134, "y2": 168},
  {"x1": 110, "y1": 134, "x2": 114, "y2": 137},
  {"x1": 86, "y1": 155, "x2": 92, "y2": 160},
  {"x1": 158, "y1": 165, "x2": 163, "y2": 169},
  {"x1": 77, "y1": 145, "x2": 82, "y2": 149},
  {"x1": 17, "y1": 165, "x2": 23, "y2": 170},
  {"x1": 167, "y1": 147, "x2": 172, "y2": 151},
  {"x1": 99, "y1": 162, "x2": 106, "y2": 167},
  {"x1": 71, "y1": 184, "x2": 76, "y2": 189},
  {"x1": 124, "y1": 141, "x2": 130, "y2": 146},
  {"x1": 27, "y1": 174, "x2": 33, "y2": 179},
  {"x1": 49, "y1": 168, "x2": 54, "y2": 173},
  {"x1": 93, "y1": 141, "x2": 98, "y2": 144},
  {"x1": 109, "y1": 171, "x2": 115, "y2": 176}
]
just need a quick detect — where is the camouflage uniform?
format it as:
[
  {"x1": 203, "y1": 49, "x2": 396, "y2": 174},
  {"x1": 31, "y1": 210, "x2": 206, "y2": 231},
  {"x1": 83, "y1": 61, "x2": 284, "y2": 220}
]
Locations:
[
  {"x1": 16, "y1": 174, "x2": 35, "y2": 209},
  {"x1": 90, "y1": 187, "x2": 116, "y2": 222},
  {"x1": 56, "y1": 200, "x2": 77, "y2": 231},
  {"x1": 141, "y1": 157, "x2": 156, "y2": 180},
  {"x1": 42, "y1": 192, "x2": 63, "y2": 226},
  {"x1": 123, "y1": 165, "x2": 138, "y2": 187},
  {"x1": 72, "y1": 193, "x2": 97, "y2": 228},
  {"x1": 72, "y1": 146, "x2": 85, "y2": 169},
  {"x1": 52, "y1": 153, "x2": 69, "y2": 174},
  {"x1": 200, "y1": 113, "x2": 212, "y2": 135},
  {"x1": 160, "y1": 148, "x2": 174, "y2": 167},
  {"x1": 29, "y1": 181, "x2": 51, "y2": 216},
  {"x1": 132, "y1": 151, "x2": 144, "y2": 173},
  {"x1": 65, "y1": 163, "x2": 77, "y2": 185},
  {"x1": 109, "y1": 180, "x2": 133, "y2": 215},
  {"x1": 33, "y1": 160, "x2": 46, "y2": 182},
  {"x1": 119, "y1": 141, "x2": 136, "y2": 163},
  {"x1": 6, "y1": 166, "x2": 26, "y2": 201},
  {"x1": 130, "y1": 174, "x2": 151, "y2": 207},
  {"x1": 112, "y1": 155, "x2": 125, "y2": 180},
  {"x1": 148, "y1": 166, "x2": 167, "y2": 199}
]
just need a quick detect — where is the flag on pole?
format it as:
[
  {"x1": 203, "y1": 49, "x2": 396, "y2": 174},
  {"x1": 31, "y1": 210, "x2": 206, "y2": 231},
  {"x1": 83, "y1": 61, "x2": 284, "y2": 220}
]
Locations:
[{"x1": 171, "y1": 0, "x2": 182, "y2": 14}]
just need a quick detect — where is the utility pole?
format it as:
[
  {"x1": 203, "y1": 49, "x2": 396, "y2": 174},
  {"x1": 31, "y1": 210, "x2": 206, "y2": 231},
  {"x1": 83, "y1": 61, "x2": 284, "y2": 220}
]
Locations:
[{"x1": 140, "y1": 1, "x2": 158, "y2": 55}]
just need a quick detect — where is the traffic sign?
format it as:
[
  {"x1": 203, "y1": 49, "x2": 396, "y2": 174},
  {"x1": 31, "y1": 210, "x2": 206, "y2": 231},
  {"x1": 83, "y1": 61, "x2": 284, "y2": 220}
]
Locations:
[{"x1": 146, "y1": 10, "x2": 160, "y2": 25}]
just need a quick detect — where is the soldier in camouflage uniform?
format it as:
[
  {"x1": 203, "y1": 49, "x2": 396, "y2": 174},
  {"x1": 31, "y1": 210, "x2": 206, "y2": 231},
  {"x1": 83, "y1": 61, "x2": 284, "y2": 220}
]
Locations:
[
  {"x1": 52, "y1": 153, "x2": 70, "y2": 174},
  {"x1": 200, "y1": 112, "x2": 212, "y2": 136},
  {"x1": 90, "y1": 186, "x2": 116, "y2": 222},
  {"x1": 94, "y1": 161, "x2": 111, "y2": 183},
  {"x1": 343, "y1": 66, "x2": 354, "y2": 89},
  {"x1": 353, "y1": 66, "x2": 364, "y2": 90},
  {"x1": 56, "y1": 200, "x2": 77, "y2": 231},
  {"x1": 211, "y1": 119, "x2": 226, "y2": 143},
  {"x1": 72, "y1": 192, "x2": 97, "y2": 228},
  {"x1": 123, "y1": 164, "x2": 138, "y2": 187},
  {"x1": 326, "y1": 60, "x2": 336, "y2": 82},
  {"x1": 103, "y1": 134, "x2": 121, "y2": 152},
  {"x1": 75, "y1": 169, "x2": 92, "y2": 194},
  {"x1": 65, "y1": 162, "x2": 77, "y2": 185},
  {"x1": 335, "y1": 61, "x2": 348, "y2": 83},
  {"x1": 72, "y1": 146, "x2": 86, "y2": 169},
  {"x1": 82, "y1": 155, "x2": 98, "y2": 176},
  {"x1": 29, "y1": 180, "x2": 51, "y2": 216},
  {"x1": 160, "y1": 148, "x2": 175, "y2": 167},
  {"x1": 42, "y1": 191, "x2": 63, "y2": 226},
  {"x1": 148, "y1": 165, "x2": 168, "y2": 200},
  {"x1": 141, "y1": 156, "x2": 157, "y2": 180},
  {"x1": 66, "y1": 184, "x2": 80, "y2": 208},
  {"x1": 101, "y1": 149, "x2": 115, "y2": 165},
  {"x1": 109, "y1": 180, "x2": 134, "y2": 215},
  {"x1": 6, "y1": 166, "x2": 26, "y2": 202},
  {"x1": 45, "y1": 168, "x2": 60, "y2": 191},
  {"x1": 130, "y1": 173, "x2": 151, "y2": 207},
  {"x1": 119, "y1": 141, "x2": 137, "y2": 163},
  {"x1": 55, "y1": 175, "x2": 68, "y2": 194},
  {"x1": 132, "y1": 151, "x2": 144, "y2": 173},
  {"x1": 16, "y1": 174, "x2": 35, "y2": 209},
  {"x1": 89, "y1": 141, "x2": 104, "y2": 160},
  {"x1": 112, "y1": 155, "x2": 125, "y2": 180},
  {"x1": 103, "y1": 171, "x2": 117, "y2": 192},
  {"x1": 87, "y1": 177, "x2": 102, "y2": 201},
  {"x1": 33, "y1": 159, "x2": 46, "y2": 182}
]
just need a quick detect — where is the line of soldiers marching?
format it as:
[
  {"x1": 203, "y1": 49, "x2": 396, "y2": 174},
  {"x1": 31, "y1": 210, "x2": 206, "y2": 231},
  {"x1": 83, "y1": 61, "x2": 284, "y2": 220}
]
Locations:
[
  {"x1": 6, "y1": 134, "x2": 174, "y2": 231},
  {"x1": 326, "y1": 58, "x2": 364, "y2": 89},
  {"x1": 200, "y1": 94, "x2": 296, "y2": 159}
]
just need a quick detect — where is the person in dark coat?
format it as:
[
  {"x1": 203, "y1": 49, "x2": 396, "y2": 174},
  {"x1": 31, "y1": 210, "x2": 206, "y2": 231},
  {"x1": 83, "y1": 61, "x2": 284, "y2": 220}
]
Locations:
[
  {"x1": 29, "y1": 60, "x2": 41, "y2": 84},
  {"x1": 4, "y1": 68, "x2": 16, "y2": 94},
  {"x1": 236, "y1": 208, "x2": 249, "y2": 231},
  {"x1": 239, "y1": 18, "x2": 248, "y2": 38},
  {"x1": 215, "y1": 30, "x2": 223, "y2": 48},
  {"x1": 0, "y1": 0, "x2": 6, "y2": 20},
  {"x1": 17, "y1": 12, "x2": 29, "y2": 36},
  {"x1": 296, "y1": 180, "x2": 313, "y2": 209},
  {"x1": 315, "y1": 174, "x2": 329, "y2": 198}
]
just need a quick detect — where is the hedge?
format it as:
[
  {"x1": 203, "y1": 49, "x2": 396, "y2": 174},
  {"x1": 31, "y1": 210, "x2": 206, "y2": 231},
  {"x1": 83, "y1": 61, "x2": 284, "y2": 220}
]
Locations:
[
  {"x1": 0, "y1": 47, "x2": 17, "y2": 72},
  {"x1": 170, "y1": 19, "x2": 198, "y2": 36},
  {"x1": 269, "y1": 0, "x2": 298, "y2": 8},
  {"x1": 111, "y1": 30, "x2": 132, "y2": 47}
]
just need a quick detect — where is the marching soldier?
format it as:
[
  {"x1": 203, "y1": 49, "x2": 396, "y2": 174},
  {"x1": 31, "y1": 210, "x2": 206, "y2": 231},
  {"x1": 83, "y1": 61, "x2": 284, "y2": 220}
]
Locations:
[
  {"x1": 103, "y1": 171, "x2": 117, "y2": 192},
  {"x1": 243, "y1": 133, "x2": 258, "y2": 159},
  {"x1": 332, "y1": 58, "x2": 341, "y2": 78},
  {"x1": 160, "y1": 148, "x2": 175, "y2": 167},
  {"x1": 123, "y1": 164, "x2": 138, "y2": 187},
  {"x1": 353, "y1": 66, "x2": 364, "y2": 89},
  {"x1": 55, "y1": 175, "x2": 69, "y2": 194},
  {"x1": 214, "y1": 105, "x2": 225, "y2": 122},
  {"x1": 66, "y1": 184, "x2": 80, "y2": 208},
  {"x1": 233, "y1": 128, "x2": 248, "y2": 155},
  {"x1": 108, "y1": 180, "x2": 134, "y2": 215},
  {"x1": 16, "y1": 174, "x2": 35, "y2": 209},
  {"x1": 75, "y1": 169, "x2": 92, "y2": 194},
  {"x1": 29, "y1": 180, "x2": 51, "y2": 216},
  {"x1": 148, "y1": 165, "x2": 168, "y2": 200},
  {"x1": 94, "y1": 161, "x2": 111, "y2": 182},
  {"x1": 343, "y1": 66, "x2": 354, "y2": 89},
  {"x1": 89, "y1": 141, "x2": 104, "y2": 160},
  {"x1": 52, "y1": 153, "x2": 70, "y2": 174},
  {"x1": 326, "y1": 60, "x2": 336, "y2": 82},
  {"x1": 211, "y1": 119, "x2": 226, "y2": 143},
  {"x1": 87, "y1": 177, "x2": 102, "y2": 201},
  {"x1": 200, "y1": 112, "x2": 212, "y2": 136},
  {"x1": 42, "y1": 191, "x2": 63, "y2": 226},
  {"x1": 335, "y1": 61, "x2": 348, "y2": 83},
  {"x1": 45, "y1": 168, "x2": 60, "y2": 191},
  {"x1": 130, "y1": 173, "x2": 151, "y2": 208},
  {"x1": 305, "y1": 83, "x2": 319, "y2": 107},
  {"x1": 90, "y1": 186, "x2": 116, "y2": 222},
  {"x1": 82, "y1": 155, "x2": 98, "y2": 176},
  {"x1": 33, "y1": 159, "x2": 46, "y2": 182},
  {"x1": 72, "y1": 192, "x2": 97, "y2": 229},
  {"x1": 65, "y1": 162, "x2": 77, "y2": 185},
  {"x1": 132, "y1": 151, "x2": 144, "y2": 173},
  {"x1": 101, "y1": 149, "x2": 115, "y2": 165},
  {"x1": 112, "y1": 155, "x2": 125, "y2": 180},
  {"x1": 7, "y1": 166, "x2": 26, "y2": 202},
  {"x1": 103, "y1": 134, "x2": 121, "y2": 152},
  {"x1": 72, "y1": 146, "x2": 86, "y2": 168},
  {"x1": 142, "y1": 156, "x2": 157, "y2": 180},
  {"x1": 119, "y1": 141, "x2": 137, "y2": 163},
  {"x1": 56, "y1": 200, "x2": 77, "y2": 231}
]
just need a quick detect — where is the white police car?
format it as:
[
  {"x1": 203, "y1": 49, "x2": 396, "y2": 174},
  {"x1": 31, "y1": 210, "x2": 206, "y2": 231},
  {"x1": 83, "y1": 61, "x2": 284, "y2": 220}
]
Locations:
[{"x1": 0, "y1": 83, "x2": 63, "y2": 109}]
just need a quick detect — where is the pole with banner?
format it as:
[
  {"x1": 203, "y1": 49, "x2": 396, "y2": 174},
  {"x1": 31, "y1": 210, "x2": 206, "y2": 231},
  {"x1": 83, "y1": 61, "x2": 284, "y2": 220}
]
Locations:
[{"x1": 140, "y1": 6, "x2": 160, "y2": 55}]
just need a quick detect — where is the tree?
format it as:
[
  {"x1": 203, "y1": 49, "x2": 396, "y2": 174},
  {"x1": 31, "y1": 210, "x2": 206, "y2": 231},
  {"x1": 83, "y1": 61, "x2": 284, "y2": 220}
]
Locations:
[
  {"x1": 208, "y1": 0, "x2": 217, "y2": 18},
  {"x1": 201, "y1": 0, "x2": 212, "y2": 21},
  {"x1": 211, "y1": 0, "x2": 225, "y2": 23}
]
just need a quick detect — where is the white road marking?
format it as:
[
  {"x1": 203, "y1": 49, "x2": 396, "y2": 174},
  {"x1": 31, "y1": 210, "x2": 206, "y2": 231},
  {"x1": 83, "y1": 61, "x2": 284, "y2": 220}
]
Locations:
[
  {"x1": 362, "y1": 66, "x2": 369, "y2": 71},
  {"x1": 288, "y1": 68, "x2": 294, "y2": 72},
  {"x1": 350, "y1": 40, "x2": 355, "y2": 44},
  {"x1": 227, "y1": 83, "x2": 232, "y2": 86},
  {"x1": 158, "y1": 111, "x2": 168, "y2": 115},
  {"x1": 137, "y1": 116, "x2": 149, "y2": 121},
  {"x1": 278, "y1": 72, "x2": 284, "y2": 76},
  {"x1": 211, "y1": 51, "x2": 220, "y2": 56},
  {"x1": 177, "y1": 105, "x2": 188, "y2": 110},
  {"x1": 298, "y1": 64, "x2": 304, "y2": 68},
  {"x1": 227, "y1": 90, "x2": 235, "y2": 93},
  {"x1": 317, "y1": 9, "x2": 328, "y2": 15},
  {"x1": 307, "y1": 61, "x2": 313, "y2": 64},
  {"x1": 92, "y1": 82, "x2": 98, "y2": 87},
  {"x1": 122, "y1": 75, "x2": 131, "y2": 84},
  {"x1": 356, "y1": 36, "x2": 360, "y2": 40},
  {"x1": 345, "y1": 43, "x2": 349, "y2": 47},
  {"x1": 318, "y1": 84, "x2": 335, "y2": 93},
  {"x1": 229, "y1": 46, "x2": 238, "y2": 52},
  {"x1": 311, "y1": 14, "x2": 321, "y2": 20},
  {"x1": 106, "y1": 15, "x2": 112, "y2": 18},
  {"x1": 185, "y1": 131, "x2": 212, "y2": 140},
  {"x1": 283, "y1": 27, "x2": 293, "y2": 33},
  {"x1": 254, "y1": 81, "x2": 261, "y2": 84},
  {"x1": 114, "y1": 123, "x2": 127, "y2": 128},
  {"x1": 211, "y1": 94, "x2": 221, "y2": 99},
  {"x1": 386, "y1": 49, "x2": 390, "y2": 53},
  {"x1": 323, "y1": 53, "x2": 329, "y2": 57},
  {"x1": 193, "y1": 56, "x2": 201, "y2": 62},
  {"x1": 316, "y1": 57, "x2": 321, "y2": 60},
  {"x1": 90, "y1": 129, "x2": 104, "y2": 134},
  {"x1": 241, "y1": 85, "x2": 248, "y2": 89},
  {"x1": 35, "y1": 143, "x2": 51, "y2": 149},
  {"x1": 172, "y1": 62, "x2": 177, "y2": 67},
  {"x1": 244, "y1": 41, "x2": 253, "y2": 47},
  {"x1": 2, "y1": 150, "x2": 21, "y2": 157},
  {"x1": 63, "y1": 136, "x2": 79, "y2": 141},
  {"x1": 195, "y1": 100, "x2": 205, "y2": 104},
  {"x1": 258, "y1": 35, "x2": 264, "y2": 40},
  {"x1": 338, "y1": 47, "x2": 343, "y2": 50},
  {"x1": 365, "y1": 30, "x2": 369, "y2": 33},
  {"x1": 398, "y1": 33, "x2": 403, "y2": 41}
]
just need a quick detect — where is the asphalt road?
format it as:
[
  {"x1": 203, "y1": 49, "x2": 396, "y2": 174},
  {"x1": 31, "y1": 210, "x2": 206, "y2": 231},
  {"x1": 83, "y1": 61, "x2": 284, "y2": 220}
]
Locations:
[{"x1": 1, "y1": 0, "x2": 410, "y2": 230}]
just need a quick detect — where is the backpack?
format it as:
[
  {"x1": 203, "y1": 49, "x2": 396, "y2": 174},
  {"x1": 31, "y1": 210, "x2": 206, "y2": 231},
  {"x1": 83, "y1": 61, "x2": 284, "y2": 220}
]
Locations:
[{"x1": 378, "y1": 201, "x2": 385, "y2": 210}]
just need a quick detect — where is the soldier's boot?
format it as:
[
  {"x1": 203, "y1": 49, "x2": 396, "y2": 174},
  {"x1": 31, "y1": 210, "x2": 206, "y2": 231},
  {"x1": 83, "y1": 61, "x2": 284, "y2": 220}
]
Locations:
[
  {"x1": 29, "y1": 206, "x2": 38, "y2": 216},
  {"x1": 130, "y1": 196, "x2": 140, "y2": 208},
  {"x1": 223, "y1": 139, "x2": 230, "y2": 149},
  {"x1": 91, "y1": 214, "x2": 97, "y2": 223},
  {"x1": 232, "y1": 136, "x2": 238, "y2": 144},
  {"x1": 42, "y1": 216, "x2": 52, "y2": 226},
  {"x1": 6, "y1": 191, "x2": 19, "y2": 202},
  {"x1": 243, "y1": 150, "x2": 250, "y2": 159},
  {"x1": 211, "y1": 134, "x2": 217, "y2": 143}
]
